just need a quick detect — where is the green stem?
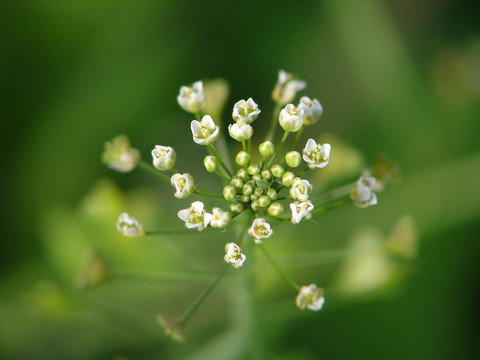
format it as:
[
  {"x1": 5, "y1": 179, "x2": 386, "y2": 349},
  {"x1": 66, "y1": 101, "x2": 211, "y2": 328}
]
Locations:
[
  {"x1": 312, "y1": 196, "x2": 352, "y2": 215},
  {"x1": 137, "y1": 161, "x2": 171, "y2": 185},
  {"x1": 193, "y1": 188, "x2": 225, "y2": 199},
  {"x1": 259, "y1": 245, "x2": 300, "y2": 291},
  {"x1": 312, "y1": 182, "x2": 354, "y2": 202},
  {"x1": 267, "y1": 131, "x2": 289, "y2": 168},
  {"x1": 195, "y1": 112, "x2": 202, "y2": 121},
  {"x1": 242, "y1": 141, "x2": 247, "y2": 153},
  {"x1": 287, "y1": 126, "x2": 304, "y2": 153},
  {"x1": 297, "y1": 165, "x2": 310, "y2": 178},
  {"x1": 146, "y1": 228, "x2": 214, "y2": 235},
  {"x1": 209, "y1": 144, "x2": 232, "y2": 178},
  {"x1": 266, "y1": 102, "x2": 282, "y2": 141}
]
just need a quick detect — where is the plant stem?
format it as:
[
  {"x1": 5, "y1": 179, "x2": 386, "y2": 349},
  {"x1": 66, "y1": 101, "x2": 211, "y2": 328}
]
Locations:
[
  {"x1": 311, "y1": 196, "x2": 352, "y2": 215},
  {"x1": 287, "y1": 126, "x2": 304, "y2": 153},
  {"x1": 209, "y1": 144, "x2": 232, "y2": 178},
  {"x1": 267, "y1": 130, "x2": 289, "y2": 168},
  {"x1": 259, "y1": 245, "x2": 300, "y2": 291},
  {"x1": 193, "y1": 188, "x2": 225, "y2": 199},
  {"x1": 137, "y1": 161, "x2": 171, "y2": 185},
  {"x1": 266, "y1": 102, "x2": 282, "y2": 141},
  {"x1": 297, "y1": 165, "x2": 310, "y2": 178}
]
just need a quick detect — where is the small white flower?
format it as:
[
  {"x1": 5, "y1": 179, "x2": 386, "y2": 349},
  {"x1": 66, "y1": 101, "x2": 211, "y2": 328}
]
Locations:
[
  {"x1": 290, "y1": 200, "x2": 314, "y2": 224},
  {"x1": 152, "y1": 145, "x2": 176, "y2": 171},
  {"x1": 279, "y1": 104, "x2": 304, "y2": 132},
  {"x1": 289, "y1": 178, "x2": 313, "y2": 202},
  {"x1": 272, "y1": 70, "x2": 307, "y2": 105},
  {"x1": 232, "y1": 98, "x2": 261, "y2": 124},
  {"x1": 116, "y1": 212, "x2": 146, "y2": 237},
  {"x1": 248, "y1": 218, "x2": 273, "y2": 244},
  {"x1": 228, "y1": 120, "x2": 253, "y2": 142},
  {"x1": 351, "y1": 176, "x2": 378, "y2": 208},
  {"x1": 298, "y1": 96, "x2": 323, "y2": 126},
  {"x1": 171, "y1": 173, "x2": 194, "y2": 199},
  {"x1": 302, "y1": 139, "x2": 331, "y2": 169},
  {"x1": 177, "y1": 201, "x2": 213, "y2": 231},
  {"x1": 102, "y1": 135, "x2": 140, "y2": 173},
  {"x1": 210, "y1": 207, "x2": 231, "y2": 228},
  {"x1": 191, "y1": 115, "x2": 220, "y2": 145},
  {"x1": 296, "y1": 284, "x2": 325, "y2": 311},
  {"x1": 177, "y1": 80, "x2": 206, "y2": 113},
  {"x1": 224, "y1": 242, "x2": 246, "y2": 268}
]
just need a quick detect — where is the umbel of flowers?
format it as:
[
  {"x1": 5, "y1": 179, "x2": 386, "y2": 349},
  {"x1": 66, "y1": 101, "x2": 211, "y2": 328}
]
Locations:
[{"x1": 103, "y1": 70, "x2": 386, "y2": 341}]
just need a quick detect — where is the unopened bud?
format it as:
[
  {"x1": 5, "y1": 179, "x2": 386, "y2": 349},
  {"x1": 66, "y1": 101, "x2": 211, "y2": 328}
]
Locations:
[
  {"x1": 271, "y1": 164, "x2": 285, "y2": 178},
  {"x1": 236, "y1": 151, "x2": 250, "y2": 167},
  {"x1": 285, "y1": 151, "x2": 301, "y2": 168},
  {"x1": 268, "y1": 202, "x2": 284, "y2": 216},
  {"x1": 282, "y1": 171, "x2": 296, "y2": 186},
  {"x1": 259, "y1": 141, "x2": 275, "y2": 157},
  {"x1": 204, "y1": 155, "x2": 218, "y2": 172},
  {"x1": 223, "y1": 185, "x2": 237, "y2": 201}
]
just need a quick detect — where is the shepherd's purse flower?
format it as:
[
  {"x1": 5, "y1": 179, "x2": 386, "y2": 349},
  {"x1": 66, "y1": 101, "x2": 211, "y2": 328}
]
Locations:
[
  {"x1": 279, "y1": 104, "x2": 304, "y2": 132},
  {"x1": 178, "y1": 201, "x2": 213, "y2": 231},
  {"x1": 290, "y1": 200, "x2": 314, "y2": 224},
  {"x1": 102, "y1": 135, "x2": 140, "y2": 173},
  {"x1": 248, "y1": 218, "x2": 273, "y2": 244},
  {"x1": 298, "y1": 96, "x2": 323, "y2": 126},
  {"x1": 350, "y1": 176, "x2": 378, "y2": 208},
  {"x1": 302, "y1": 139, "x2": 331, "y2": 169},
  {"x1": 152, "y1": 145, "x2": 176, "y2": 171},
  {"x1": 224, "y1": 242, "x2": 246, "y2": 268},
  {"x1": 177, "y1": 80, "x2": 205, "y2": 113},
  {"x1": 191, "y1": 115, "x2": 220, "y2": 145},
  {"x1": 171, "y1": 173, "x2": 194, "y2": 199},
  {"x1": 232, "y1": 98, "x2": 261, "y2": 124},
  {"x1": 272, "y1": 70, "x2": 306, "y2": 105},
  {"x1": 296, "y1": 284, "x2": 325, "y2": 311},
  {"x1": 116, "y1": 212, "x2": 146, "y2": 237},
  {"x1": 289, "y1": 178, "x2": 312, "y2": 201}
]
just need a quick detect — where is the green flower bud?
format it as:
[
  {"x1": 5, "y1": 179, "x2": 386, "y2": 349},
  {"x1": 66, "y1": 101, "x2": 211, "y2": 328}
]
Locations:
[
  {"x1": 204, "y1": 155, "x2": 218, "y2": 172},
  {"x1": 236, "y1": 151, "x2": 250, "y2": 167},
  {"x1": 282, "y1": 171, "x2": 296, "y2": 186},
  {"x1": 240, "y1": 195, "x2": 250, "y2": 203},
  {"x1": 223, "y1": 185, "x2": 237, "y2": 201},
  {"x1": 285, "y1": 151, "x2": 301, "y2": 168},
  {"x1": 230, "y1": 177, "x2": 244, "y2": 191},
  {"x1": 252, "y1": 174, "x2": 261, "y2": 182},
  {"x1": 261, "y1": 169, "x2": 272, "y2": 180},
  {"x1": 242, "y1": 183, "x2": 253, "y2": 196},
  {"x1": 237, "y1": 168, "x2": 248, "y2": 181},
  {"x1": 258, "y1": 195, "x2": 271, "y2": 208},
  {"x1": 254, "y1": 187, "x2": 264, "y2": 197},
  {"x1": 247, "y1": 163, "x2": 260, "y2": 175},
  {"x1": 268, "y1": 202, "x2": 284, "y2": 216},
  {"x1": 251, "y1": 200, "x2": 260, "y2": 211},
  {"x1": 259, "y1": 141, "x2": 275, "y2": 157},
  {"x1": 230, "y1": 202, "x2": 244, "y2": 215},
  {"x1": 267, "y1": 188, "x2": 278, "y2": 200},
  {"x1": 270, "y1": 164, "x2": 285, "y2": 178}
]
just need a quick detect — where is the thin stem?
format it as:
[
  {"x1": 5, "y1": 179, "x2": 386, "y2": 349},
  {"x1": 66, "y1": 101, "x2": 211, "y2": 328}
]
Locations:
[
  {"x1": 312, "y1": 182, "x2": 354, "y2": 203},
  {"x1": 266, "y1": 102, "x2": 282, "y2": 141},
  {"x1": 195, "y1": 112, "x2": 202, "y2": 121},
  {"x1": 287, "y1": 126, "x2": 304, "y2": 153},
  {"x1": 209, "y1": 144, "x2": 232, "y2": 178},
  {"x1": 193, "y1": 188, "x2": 224, "y2": 199},
  {"x1": 312, "y1": 196, "x2": 352, "y2": 215},
  {"x1": 247, "y1": 138, "x2": 252, "y2": 155},
  {"x1": 297, "y1": 165, "x2": 310, "y2": 178},
  {"x1": 213, "y1": 170, "x2": 230, "y2": 183},
  {"x1": 146, "y1": 228, "x2": 214, "y2": 235},
  {"x1": 259, "y1": 245, "x2": 300, "y2": 291},
  {"x1": 267, "y1": 131, "x2": 289, "y2": 168},
  {"x1": 178, "y1": 266, "x2": 230, "y2": 325},
  {"x1": 242, "y1": 141, "x2": 247, "y2": 153},
  {"x1": 137, "y1": 161, "x2": 171, "y2": 185}
]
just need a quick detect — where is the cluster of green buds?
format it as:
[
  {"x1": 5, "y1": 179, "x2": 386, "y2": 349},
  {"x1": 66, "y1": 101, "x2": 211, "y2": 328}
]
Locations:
[{"x1": 102, "y1": 70, "x2": 389, "y2": 341}]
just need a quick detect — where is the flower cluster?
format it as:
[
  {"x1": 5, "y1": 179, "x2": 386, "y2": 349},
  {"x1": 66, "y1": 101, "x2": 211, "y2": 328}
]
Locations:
[{"x1": 103, "y1": 70, "x2": 386, "y2": 340}]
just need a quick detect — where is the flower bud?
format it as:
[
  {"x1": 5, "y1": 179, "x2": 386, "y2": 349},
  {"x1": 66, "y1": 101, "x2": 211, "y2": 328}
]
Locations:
[
  {"x1": 251, "y1": 200, "x2": 260, "y2": 211},
  {"x1": 177, "y1": 80, "x2": 205, "y2": 114},
  {"x1": 240, "y1": 195, "x2": 250, "y2": 203},
  {"x1": 236, "y1": 151, "x2": 250, "y2": 167},
  {"x1": 270, "y1": 164, "x2": 285, "y2": 178},
  {"x1": 268, "y1": 202, "x2": 284, "y2": 216},
  {"x1": 230, "y1": 177, "x2": 244, "y2": 191},
  {"x1": 253, "y1": 187, "x2": 264, "y2": 197},
  {"x1": 259, "y1": 141, "x2": 275, "y2": 157},
  {"x1": 285, "y1": 151, "x2": 302, "y2": 168},
  {"x1": 282, "y1": 171, "x2": 296, "y2": 186},
  {"x1": 266, "y1": 188, "x2": 278, "y2": 200},
  {"x1": 204, "y1": 155, "x2": 218, "y2": 172},
  {"x1": 230, "y1": 202, "x2": 244, "y2": 215},
  {"x1": 223, "y1": 185, "x2": 237, "y2": 201},
  {"x1": 258, "y1": 195, "x2": 271, "y2": 208},
  {"x1": 228, "y1": 120, "x2": 253, "y2": 142},
  {"x1": 261, "y1": 169, "x2": 272, "y2": 180},
  {"x1": 237, "y1": 168, "x2": 249, "y2": 181},
  {"x1": 248, "y1": 163, "x2": 260, "y2": 175},
  {"x1": 279, "y1": 104, "x2": 304, "y2": 133},
  {"x1": 242, "y1": 183, "x2": 253, "y2": 196},
  {"x1": 252, "y1": 174, "x2": 261, "y2": 182}
]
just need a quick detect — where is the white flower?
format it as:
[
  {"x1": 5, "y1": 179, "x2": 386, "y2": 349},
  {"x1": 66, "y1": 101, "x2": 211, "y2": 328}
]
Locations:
[
  {"x1": 171, "y1": 173, "x2": 194, "y2": 199},
  {"x1": 152, "y1": 145, "x2": 176, "y2": 171},
  {"x1": 279, "y1": 104, "x2": 304, "y2": 132},
  {"x1": 302, "y1": 139, "x2": 331, "y2": 169},
  {"x1": 248, "y1": 218, "x2": 273, "y2": 244},
  {"x1": 296, "y1": 284, "x2": 325, "y2": 311},
  {"x1": 177, "y1": 201, "x2": 213, "y2": 231},
  {"x1": 116, "y1": 213, "x2": 146, "y2": 237},
  {"x1": 228, "y1": 120, "x2": 253, "y2": 142},
  {"x1": 191, "y1": 115, "x2": 220, "y2": 145},
  {"x1": 272, "y1": 70, "x2": 307, "y2": 105},
  {"x1": 224, "y1": 242, "x2": 246, "y2": 268},
  {"x1": 298, "y1": 96, "x2": 323, "y2": 126},
  {"x1": 289, "y1": 178, "x2": 312, "y2": 202},
  {"x1": 351, "y1": 176, "x2": 378, "y2": 208},
  {"x1": 290, "y1": 200, "x2": 314, "y2": 224},
  {"x1": 102, "y1": 135, "x2": 140, "y2": 173},
  {"x1": 210, "y1": 207, "x2": 231, "y2": 228},
  {"x1": 232, "y1": 98, "x2": 261, "y2": 124},
  {"x1": 177, "y1": 80, "x2": 205, "y2": 113}
]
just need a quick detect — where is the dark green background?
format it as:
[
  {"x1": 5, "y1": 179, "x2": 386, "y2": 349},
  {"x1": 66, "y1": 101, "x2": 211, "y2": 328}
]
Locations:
[{"x1": 1, "y1": 1, "x2": 479, "y2": 359}]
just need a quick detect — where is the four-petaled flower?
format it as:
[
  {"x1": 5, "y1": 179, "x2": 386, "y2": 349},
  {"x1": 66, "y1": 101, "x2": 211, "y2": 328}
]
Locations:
[
  {"x1": 177, "y1": 80, "x2": 206, "y2": 114},
  {"x1": 224, "y1": 242, "x2": 246, "y2": 268},
  {"x1": 296, "y1": 284, "x2": 325, "y2": 311},
  {"x1": 298, "y1": 96, "x2": 323, "y2": 126},
  {"x1": 350, "y1": 176, "x2": 378, "y2": 208},
  {"x1": 232, "y1": 98, "x2": 261, "y2": 124},
  {"x1": 289, "y1": 178, "x2": 312, "y2": 201},
  {"x1": 228, "y1": 120, "x2": 253, "y2": 142},
  {"x1": 152, "y1": 145, "x2": 176, "y2": 171},
  {"x1": 302, "y1": 139, "x2": 331, "y2": 169},
  {"x1": 279, "y1": 104, "x2": 304, "y2": 133},
  {"x1": 177, "y1": 201, "x2": 213, "y2": 231},
  {"x1": 290, "y1": 200, "x2": 314, "y2": 224},
  {"x1": 171, "y1": 173, "x2": 194, "y2": 199},
  {"x1": 248, "y1": 218, "x2": 273, "y2": 244},
  {"x1": 191, "y1": 115, "x2": 220, "y2": 145},
  {"x1": 272, "y1": 70, "x2": 307, "y2": 105},
  {"x1": 210, "y1": 207, "x2": 231, "y2": 228},
  {"x1": 102, "y1": 135, "x2": 140, "y2": 173},
  {"x1": 116, "y1": 212, "x2": 146, "y2": 237}
]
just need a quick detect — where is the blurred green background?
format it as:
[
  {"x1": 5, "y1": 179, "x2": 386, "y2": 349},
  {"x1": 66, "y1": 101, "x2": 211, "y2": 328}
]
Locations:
[{"x1": 1, "y1": 1, "x2": 480, "y2": 359}]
